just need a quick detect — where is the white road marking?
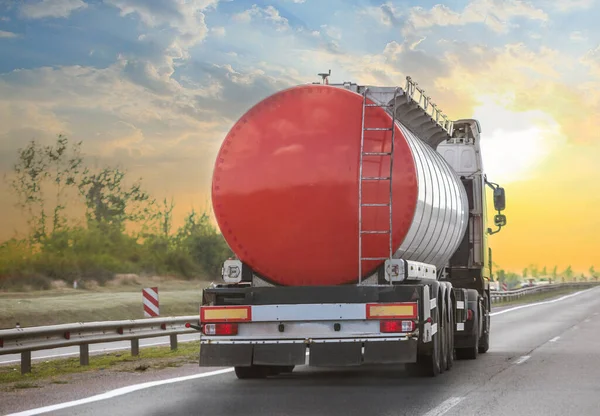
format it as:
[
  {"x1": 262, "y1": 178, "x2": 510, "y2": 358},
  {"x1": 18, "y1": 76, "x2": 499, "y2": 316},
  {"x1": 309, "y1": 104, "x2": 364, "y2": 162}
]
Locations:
[
  {"x1": 5, "y1": 368, "x2": 234, "y2": 416},
  {"x1": 422, "y1": 397, "x2": 464, "y2": 416},
  {"x1": 515, "y1": 355, "x2": 530, "y2": 365},
  {"x1": 549, "y1": 336, "x2": 560, "y2": 343},
  {"x1": 490, "y1": 287, "x2": 597, "y2": 316}
]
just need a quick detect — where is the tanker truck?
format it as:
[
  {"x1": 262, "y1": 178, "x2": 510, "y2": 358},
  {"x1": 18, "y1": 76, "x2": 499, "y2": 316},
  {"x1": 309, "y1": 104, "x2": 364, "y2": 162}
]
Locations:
[{"x1": 196, "y1": 73, "x2": 507, "y2": 378}]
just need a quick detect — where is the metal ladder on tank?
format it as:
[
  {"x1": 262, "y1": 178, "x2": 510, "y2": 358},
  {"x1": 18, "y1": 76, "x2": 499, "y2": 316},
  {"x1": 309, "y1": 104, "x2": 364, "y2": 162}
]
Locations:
[{"x1": 358, "y1": 88, "x2": 400, "y2": 284}]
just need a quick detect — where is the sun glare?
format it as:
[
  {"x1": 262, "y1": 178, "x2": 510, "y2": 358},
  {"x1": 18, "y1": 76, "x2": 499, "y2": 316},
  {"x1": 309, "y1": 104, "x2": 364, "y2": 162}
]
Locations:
[{"x1": 473, "y1": 97, "x2": 566, "y2": 183}]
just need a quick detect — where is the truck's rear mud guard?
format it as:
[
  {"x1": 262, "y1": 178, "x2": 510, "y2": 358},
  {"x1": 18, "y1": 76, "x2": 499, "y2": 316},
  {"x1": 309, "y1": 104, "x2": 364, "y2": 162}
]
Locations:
[{"x1": 200, "y1": 339, "x2": 418, "y2": 367}]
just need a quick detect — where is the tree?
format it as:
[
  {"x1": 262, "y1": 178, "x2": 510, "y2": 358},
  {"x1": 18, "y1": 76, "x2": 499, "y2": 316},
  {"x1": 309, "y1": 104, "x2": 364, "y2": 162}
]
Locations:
[
  {"x1": 77, "y1": 167, "x2": 154, "y2": 232},
  {"x1": 562, "y1": 265, "x2": 573, "y2": 281},
  {"x1": 8, "y1": 135, "x2": 83, "y2": 242},
  {"x1": 552, "y1": 266, "x2": 558, "y2": 279},
  {"x1": 541, "y1": 266, "x2": 547, "y2": 276},
  {"x1": 176, "y1": 209, "x2": 233, "y2": 276},
  {"x1": 522, "y1": 268, "x2": 528, "y2": 279},
  {"x1": 157, "y1": 197, "x2": 175, "y2": 237},
  {"x1": 530, "y1": 265, "x2": 539, "y2": 278},
  {"x1": 43, "y1": 135, "x2": 84, "y2": 233},
  {"x1": 590, "y1": 266, "x2": 597, "y2": 281},
  {"x1": 9, "y1": 139, "x2": 49, "y2": 242},
  {"x1": 496, "y1": 269, "x2": 506, "y2": 282}
]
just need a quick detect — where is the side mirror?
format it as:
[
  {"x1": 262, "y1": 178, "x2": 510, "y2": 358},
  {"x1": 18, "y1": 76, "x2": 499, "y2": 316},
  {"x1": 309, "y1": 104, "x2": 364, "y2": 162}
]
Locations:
[
  {"x1": 493, "y1": 187, "x2": 506, "y2": 212},
  {"x1": 494, "y1": 214, "x2": 506, "y2": 227}
]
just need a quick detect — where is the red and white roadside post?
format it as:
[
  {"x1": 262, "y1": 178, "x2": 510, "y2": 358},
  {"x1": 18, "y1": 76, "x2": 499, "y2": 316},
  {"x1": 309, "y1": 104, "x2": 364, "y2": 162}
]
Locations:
[{"x1": 143, "y1": 287, "x2": 159, "y2": 317}]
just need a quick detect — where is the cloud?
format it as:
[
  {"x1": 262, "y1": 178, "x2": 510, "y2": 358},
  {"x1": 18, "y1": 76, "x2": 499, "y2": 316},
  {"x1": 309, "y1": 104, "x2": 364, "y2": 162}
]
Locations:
[
  {"x1": 404, "y1": 0, "x2": 548, "y2": 34},
  {"x1": 19, "y1": 0, "x2": 87, "y2": 19},
  {"x1": 542, "y1": 0, "x2": 595, "y2": 11},
  {"x1": 211, "y1": 26, "x2": 226, "y2": 37},
  {"x1": 435, "y1": 41, "x2": 598, "y2": 144},
  {"x1": 105, "y1": 0, "x2": 217, "y2": 48},
  {"x1": 582, "y1": 45, "x2": 600, "y2": 76},
  {"x1": 233, "y1": 5, "x2": 290, "y2": 32},
  {"x1": 361, "y1": 2, "x2": 402, "y2": 27},
  {"x1": 569, "y1": 31, "x2": 587, "y2": 41},
  {"x1": 0, "y1": 30, "x2": 18, "y2": 38},
  {"x1": 104, "y1": 0, "x2": 220, "y2": 100}
]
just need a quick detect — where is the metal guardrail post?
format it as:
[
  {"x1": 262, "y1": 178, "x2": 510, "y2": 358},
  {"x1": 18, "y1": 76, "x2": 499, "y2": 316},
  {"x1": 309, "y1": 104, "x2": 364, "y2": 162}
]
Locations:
[
  {"x1": 21, "y1": 351, "x2": 31, "y2": 374},
  {"x1": 80, "y1": 344, "x2": 89, "y2": 366},
  {"x1": 170, "y1": 334, "x2": 178, "y2": 351},
  {"x1": 131, "y1": 339, "x2": 140, "y2": 357}
]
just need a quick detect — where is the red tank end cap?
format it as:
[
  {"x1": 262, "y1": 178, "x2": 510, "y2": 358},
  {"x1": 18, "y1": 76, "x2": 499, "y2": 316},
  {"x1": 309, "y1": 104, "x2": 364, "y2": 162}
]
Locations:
[{"x1": 212, "y1": 85, "x2": 418, "y2": 286}]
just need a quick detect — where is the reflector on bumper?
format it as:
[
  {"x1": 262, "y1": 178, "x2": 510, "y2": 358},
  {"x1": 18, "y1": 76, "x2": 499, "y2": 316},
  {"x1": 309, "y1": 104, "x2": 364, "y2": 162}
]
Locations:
[
  {"x1": 366, "y1": 303, "x2": 418, "y2": 319},
  {"x1": 200, "y1": 306, "x2": 251, "y2": 322}
]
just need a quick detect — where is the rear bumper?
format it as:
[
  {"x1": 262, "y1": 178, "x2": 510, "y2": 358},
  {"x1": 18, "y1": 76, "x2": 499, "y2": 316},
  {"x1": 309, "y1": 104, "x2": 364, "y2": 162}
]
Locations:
[{"x1": 200, "y1": 337, "x2": 418, "y2": 367}]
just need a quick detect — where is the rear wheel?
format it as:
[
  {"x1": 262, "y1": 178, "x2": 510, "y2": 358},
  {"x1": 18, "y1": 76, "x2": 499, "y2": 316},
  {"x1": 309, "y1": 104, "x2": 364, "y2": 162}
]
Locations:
[
  {"x1": 439, "y1": 300, "x2": 448, "y2": 373},
  {"x1": 407, "y1": 299, "x2": 442, "y2": 377},
  {"x1": 456, "y1": 309, "x2": 479, "y2": 360},
  {"x1": 478, "y1": 298, "x2": 490, "y2": 354},
  {"x1": 446, "y1": 302, "x2": 455, "y2": 370}
]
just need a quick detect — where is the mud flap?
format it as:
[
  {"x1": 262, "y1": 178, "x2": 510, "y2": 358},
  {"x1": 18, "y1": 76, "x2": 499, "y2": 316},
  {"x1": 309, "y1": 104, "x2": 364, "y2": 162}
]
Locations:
[
  {"x1": 200, "y1": 344, "x2": 252, "y2": 367},
  {"x1": 253, "y1": 344, "x2": 306, "y2": 366},
  {"x1": 363, "y1": 339, "x2": 418, "y2": 364}
]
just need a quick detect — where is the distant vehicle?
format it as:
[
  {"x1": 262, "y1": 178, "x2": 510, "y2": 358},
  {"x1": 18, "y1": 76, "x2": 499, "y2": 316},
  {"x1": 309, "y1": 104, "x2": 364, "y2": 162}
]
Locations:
[{"x1": 196, "y1": 74, "x2": 507, "y2": 378}]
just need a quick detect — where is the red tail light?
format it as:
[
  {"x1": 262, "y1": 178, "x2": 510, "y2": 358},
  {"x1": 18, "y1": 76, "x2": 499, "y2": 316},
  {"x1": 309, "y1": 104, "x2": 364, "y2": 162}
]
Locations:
[
  {"x1": 202, "y1": 323, "x2": 238, "y2": 336},
  {"x1": 467, "y1": 309, "x2": 474, "y2": 321},
  {"x1": 63, "y1": 331, "x2": 71, "y2": 340},
  {"x1": 380, "y1": 320, "x2": 416, "y2": 333}
]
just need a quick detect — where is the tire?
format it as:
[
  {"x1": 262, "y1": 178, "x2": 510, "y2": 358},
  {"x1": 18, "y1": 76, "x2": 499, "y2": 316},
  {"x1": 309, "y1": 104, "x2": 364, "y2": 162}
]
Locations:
[
  {"x1": 234, "y1": 365, "x2": 269, "y2": 379},
  {"x1": 478, "y1": 299, "x2": 490, "y2": 354},
  {"x1": 446, "y1": 303, "x2": 455, "y2": 371},
  {"x1": 456, "y1": 309, "x2": 479, "y2": 360},
  {"x1": 407, "y1": 310, "x2": 442, "y2": 377},
  {"x1": 439, "y1": 300, "x2": 448, "y2": 373}
]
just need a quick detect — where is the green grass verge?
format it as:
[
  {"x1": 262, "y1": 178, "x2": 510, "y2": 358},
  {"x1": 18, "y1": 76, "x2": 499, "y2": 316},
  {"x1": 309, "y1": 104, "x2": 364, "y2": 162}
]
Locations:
[
  {"x1": 0, "y1": 277, "x2": 207, "y2": 328},
  {"x1": 0, "y1": 341, "x2": 201, "y2": 389},
  {"x1": 492, "y1": 287, "x2": 583, "y2": 307}
]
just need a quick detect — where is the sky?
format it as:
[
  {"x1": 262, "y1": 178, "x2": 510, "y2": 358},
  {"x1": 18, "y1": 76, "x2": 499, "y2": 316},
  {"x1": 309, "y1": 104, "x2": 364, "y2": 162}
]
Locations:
[{"x1": 0, "y1": 0, "x2": 598, "y2": 274}]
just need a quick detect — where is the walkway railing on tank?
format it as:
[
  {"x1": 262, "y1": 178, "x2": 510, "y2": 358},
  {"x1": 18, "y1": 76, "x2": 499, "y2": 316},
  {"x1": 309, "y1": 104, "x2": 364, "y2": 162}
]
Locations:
[{"x1": 405, "y1": 76, "x2": 454, "y2": 136}]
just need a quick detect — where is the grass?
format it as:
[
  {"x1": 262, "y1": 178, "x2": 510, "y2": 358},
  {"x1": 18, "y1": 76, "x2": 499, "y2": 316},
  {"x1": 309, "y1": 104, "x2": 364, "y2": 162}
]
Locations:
[
  {"x1": 492, "y1": 286, "x2": 583, "y2": 307},
  {"x1": 0, "y1": 276, "x2": 208, "y2": 328},
  {"x1": 0, "y1": 341, "x2": 201, "y2": 389}
]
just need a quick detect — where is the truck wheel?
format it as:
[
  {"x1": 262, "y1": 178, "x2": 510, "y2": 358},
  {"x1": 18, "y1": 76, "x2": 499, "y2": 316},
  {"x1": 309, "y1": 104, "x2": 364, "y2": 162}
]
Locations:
[
  {"x1": 478, "y1": 301, "x2": 490, "y2": 354},
  {"x1": 456, "y1": 310, "x2": 479, "y2": 360},
  {"x1": 439, "y1": 302, "x2": 448, "y2": 373},
  {"x1": 407, "y1": 322, "x2": 442, "y2": 377},
  {"x1": 234, "y1": 365, "x2": 269, "y2": 379},
  {"x1": 446, "y1": 304, "x2": 455, "y2": 371}
]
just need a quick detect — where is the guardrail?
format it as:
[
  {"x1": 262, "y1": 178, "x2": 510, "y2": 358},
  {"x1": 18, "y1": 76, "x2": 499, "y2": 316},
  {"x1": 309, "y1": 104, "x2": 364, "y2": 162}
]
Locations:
[
  {"x1": 0, "y1": 315, "x2": 199, "y2": 374},
  {"x1": 490, "y1": 282, "x2": 599, "y2": 304}
]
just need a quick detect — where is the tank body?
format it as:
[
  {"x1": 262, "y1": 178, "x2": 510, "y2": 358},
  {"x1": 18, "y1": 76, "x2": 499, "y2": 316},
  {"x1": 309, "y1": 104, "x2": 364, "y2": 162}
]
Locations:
[{"x1": 212, "y1": 84, "x2": 468, "y2": 286}]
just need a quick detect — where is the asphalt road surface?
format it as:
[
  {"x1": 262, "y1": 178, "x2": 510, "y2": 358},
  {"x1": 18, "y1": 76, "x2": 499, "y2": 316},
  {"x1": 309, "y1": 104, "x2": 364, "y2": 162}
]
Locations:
[
  {"x1": 0, "y1": 334, "x2": 201, "y2": 365},
  {"x1": 10, "y1": 287, "x2": 600, "y2": 416}
]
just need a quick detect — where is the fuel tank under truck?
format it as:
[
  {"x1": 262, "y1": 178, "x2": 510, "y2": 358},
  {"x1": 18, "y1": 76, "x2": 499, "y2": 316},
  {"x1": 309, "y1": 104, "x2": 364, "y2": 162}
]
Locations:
[{"x1": 212, "y1": 84, "x2": 469, "y2": 286}]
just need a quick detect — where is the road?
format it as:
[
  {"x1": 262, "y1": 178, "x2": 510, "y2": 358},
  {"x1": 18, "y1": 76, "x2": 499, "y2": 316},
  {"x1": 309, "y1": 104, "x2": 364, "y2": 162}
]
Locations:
[
  {"x1": 0, "y1": 334, "x2": 200, "y2": 365},
  {"x1": 9, "y1": 287, "x2": 600, "y2": 416}
]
